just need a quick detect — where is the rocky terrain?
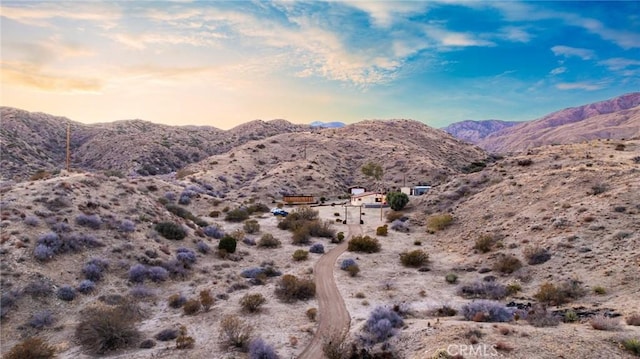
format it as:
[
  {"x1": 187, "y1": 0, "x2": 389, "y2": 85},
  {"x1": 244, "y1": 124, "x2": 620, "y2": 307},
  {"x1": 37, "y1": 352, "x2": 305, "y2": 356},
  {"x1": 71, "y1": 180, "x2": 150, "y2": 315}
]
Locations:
[
  {"x1": 442, "y1": 120, "x2": 520, "y2": 144},
  {"x1": 476, "y1": 92, "x2": 640, "y2": 153},
  {"x1": 0, "y1": 107, "x2": 310, "y2": 181}
]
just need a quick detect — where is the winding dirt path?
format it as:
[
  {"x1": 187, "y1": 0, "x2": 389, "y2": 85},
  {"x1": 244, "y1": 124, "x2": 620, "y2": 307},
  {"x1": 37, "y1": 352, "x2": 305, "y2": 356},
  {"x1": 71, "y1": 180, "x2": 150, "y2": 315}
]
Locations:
[{"x1": 298, "y1": 222, "x2": 362, "y2": 359}]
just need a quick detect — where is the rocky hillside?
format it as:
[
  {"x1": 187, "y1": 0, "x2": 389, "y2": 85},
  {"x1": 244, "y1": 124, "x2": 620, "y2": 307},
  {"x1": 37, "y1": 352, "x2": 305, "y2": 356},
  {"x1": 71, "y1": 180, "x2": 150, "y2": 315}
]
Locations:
[
  {"x1": 0, "y1": 107, "x2": 311, "y2": 181},
  {"x1": 478, "y1": 92, "x2": 640, "y2": 153},
  {"x1": 442, "y1": 119, "x2": 520, "y2": 143},
  {"x1": 180, "y1": 119, "x2": 488, "y2": 201}
]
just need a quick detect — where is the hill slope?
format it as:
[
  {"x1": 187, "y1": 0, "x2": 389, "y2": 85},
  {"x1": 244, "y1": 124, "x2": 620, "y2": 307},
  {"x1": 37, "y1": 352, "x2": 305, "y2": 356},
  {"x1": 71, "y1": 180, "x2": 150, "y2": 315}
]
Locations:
[
  {"x1": 442, "y1": 119, "x2": 520, "y2": 143},
  {"x1": 478, "y1": 92, "x2": 640, "y2": 153},
  {"x1": 0, "y1": 107, "x2": 310, "y2": 181}
]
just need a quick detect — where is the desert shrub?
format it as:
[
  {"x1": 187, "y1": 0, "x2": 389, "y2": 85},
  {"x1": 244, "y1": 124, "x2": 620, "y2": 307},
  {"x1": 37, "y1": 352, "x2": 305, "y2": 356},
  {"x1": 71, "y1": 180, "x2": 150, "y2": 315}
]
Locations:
[
  {"x1": 386, "y1": 211, "x2": 405, "y2": 223},
  {"x1": 164, "y1": 191, "x2": 176, "y2": 201},
  {"x1": 275, "y1": 274, "x2": 315, "y2": 302},
  {"x1": 336, "y1": 232, "x2": 345, "y2": 242},
  {"x1": 323, "y1": 331, "x2": 351, "y2": 359},
  {"x1": 203, "y1": 224, "x2": 224, "y2": 239},
  {"x1": 591, "y1": 183, "x2": 608, "y2": 195},
  {"x1": 593, "y1": 286, "x2": 606, "y2": 295},
  {"x1": 340, "y1": 258, "x2": 357, "y2": 270},
  {"x1": 506, "y1": 283, "x2": 522, "y2": 295},
  {"x1": 176, "y1": 325, "x2": 196, "y2": 349},
  {"x1": 57, "y1": 285, "x2": 76, "y2": 301},
  {"x1": 360, "y1": 306, "x2": 404, "y2": 345},
  {"x1": 225, "y1": 208, "x2": 250, "y2": 222},
  {"x1": 523, "y1": 245, "x2": 551, "y2": 265},
  {"x1": 219, "y1": 235, "x2": 237, "y2": 254},
  {"x1": 183, "y1": 299, "x2": 202, "y2": 315},
  {"x1": 493, "y1": 254, "x2": 523, "y2": 274},
  {"x1": 83, "y1": 260, "x2": 107, "y2": 282},
  {"x1": 386, "y1": 191, "x2": 409, "y2": 211},
  {"x1": 168, "y1": 294, "x2": 187, "y2": 308},
  {"x1": 348, "y1": 235, "x2": 381, "y2": 253},
  {"x1": 249, "y1": 338, "x2": 279, "y2": 359},
  {"x1": 129, "y1": 264, "x2": 149, "y2": 283},
  {"x1": 145, "y1": 266, "x2": 167, "y2": 283},
  {"x1": 517, "y1": 158, "x2": 533, "y2": 166},
  {"x1": 291, "y1": 226, "x2": 311, "y2": 245},
  {"x1": 627, "y1": 313, "x2": 640, "y2": 326},
  {"x1": 527, "y1": 305, "x2": 560, "y2": 327},
  {"x1": 155, "y1": 221, "x2": 186, "y2": 240},
  {"x1": 432, "y1": 305, "x2": 457, "y2": 317},
  {"x1": 346, "y1": 264, "x2": 360, "y2": 277},
  {"x1": 176, "y1": 247, "x2": 197, "y2": 266},
  {"x1": 130, "y1": 285, "x2": 155, "y2": 299},
  {"x1": 590, "y1": 315, "x2": 621, "y2": 331},
  {"x1": 459, "y1": 281, "x2": 507, "y2": 300},
  {"x1": 23, "y1": 279, "x2": 53, "y2": 298},
  {"x1": 292, "y1": 249, "x2": 309, "y2": 261},
  {"x1": 445, "y1": 273, "x2": 458, "y2": 284},
  {"x1": 390, "y1": 219, "x2": 409, "y2": 233},
  {"x1": 427, "y1": 213, "x2": 453, "y2": 232},
  {"x1": 308, "y1": 220, "x2": 335, "y2": 238},
  {"x1": 220, "y1": 315, "x2": 254, "y2": 350},
  {"x1": 75, "y1": 305, "x2": 141, "y2": 354},
  {"x1": 240, "y1": 293, "x2": 266, "y2": 313},
  {"x1": 242, "y1": 267, "x2": 266, "y2": 279},
  {"x1": 119, "y1": 219, "x2": 136, "y2": 233},
  {"x1": 632, "y1": 156, "x2": 640, "y2": 164},
  {"x1": 243, "y1": 237, "x2": 257, "y2": 246},
  {"x1": 34, "y1": 244, "x2": 55, "y2": 261},
  {"x1": 200, "y1": 289, "x2": 214, "y2": 311},
  {"x1": 534, "y1": 279, "x2": 586, "y2": 305},
  {"x1": 474, "y1": 235, "x2": 496, "y2": 253},
  {"x1": 76, "y1": 214, "x2": 102, "y2": 229},
  {"x1": 564, "y1": 309, "x2": 579, "y2": 323},
  {"x1": 29, "y1": 310, "x2": 55, "y2": 329},
  {"x1": 621, "y1": 338, "x2": 640, "y2": 356},
  {"x1": 461, "y1": 300, "x2": 513, "y2": 322},
  {"x1": 155, "y1": 328, "x2": 179, "y2": 341},
  {"x1": 399, "y1": 249, "x2": 429, "y2": 268},
  {"x1": 258, "y1": 233, "x2": 280, "y2": 248},
  {"x1": 244, "y1": 219, "x2": 260, "y2": 234},
  {"x1": 77, "y1": 280, "x2": 96, "y2": 294},
  {"x1": 309, "y1": 243, "x2": 324, "y2": 254},
  {"x1": 307, "y1": 308, "x2": 318, "y2": 321},
  {"x1": 376, "y1": 225, "x2": 388, "y2": 236},
  {"x1": 194, "y1": 241, "x2": 210, "y2": 254},
  {"x1": 24, "y1": 215, "x2": 40, "y2": 227},
  {"x1": 1, "y1": 290, "x2": 20, "y2": 318},
  {"x1": 4, "y1": 337, "x2": 55, "y2": 359}
]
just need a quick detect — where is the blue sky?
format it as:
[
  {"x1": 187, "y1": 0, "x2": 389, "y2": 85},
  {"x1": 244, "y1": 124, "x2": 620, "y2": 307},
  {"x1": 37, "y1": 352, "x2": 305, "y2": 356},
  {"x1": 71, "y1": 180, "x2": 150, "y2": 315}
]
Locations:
[{"x1": 1, "y1": 1, "x2": 638, "y2": 129}]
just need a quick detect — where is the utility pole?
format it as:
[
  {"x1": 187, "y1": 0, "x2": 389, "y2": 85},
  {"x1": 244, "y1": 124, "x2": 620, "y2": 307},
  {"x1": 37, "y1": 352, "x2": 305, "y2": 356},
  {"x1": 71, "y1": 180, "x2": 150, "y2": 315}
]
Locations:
[{"x1": 66, "y1": 122, "x2": 71, "y2": 172}]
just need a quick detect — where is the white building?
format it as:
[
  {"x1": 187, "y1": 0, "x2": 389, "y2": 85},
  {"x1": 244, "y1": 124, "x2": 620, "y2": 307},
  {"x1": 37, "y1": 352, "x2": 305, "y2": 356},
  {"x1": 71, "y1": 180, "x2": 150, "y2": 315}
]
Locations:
[{"x1": 350, "y1": 192, "x2": 386, "y2": 207}]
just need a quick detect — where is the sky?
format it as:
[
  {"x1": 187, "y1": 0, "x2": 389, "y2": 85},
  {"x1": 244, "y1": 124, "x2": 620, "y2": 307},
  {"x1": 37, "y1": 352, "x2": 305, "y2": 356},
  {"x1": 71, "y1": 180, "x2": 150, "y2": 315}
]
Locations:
[{"x1": 1, "y1": 1, "x2": 639, "y2": 129}]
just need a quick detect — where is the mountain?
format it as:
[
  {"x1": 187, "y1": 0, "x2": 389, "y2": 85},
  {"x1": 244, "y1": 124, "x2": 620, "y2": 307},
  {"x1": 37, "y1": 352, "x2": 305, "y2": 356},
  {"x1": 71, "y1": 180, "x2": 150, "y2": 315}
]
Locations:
[
  {"x1": 180, "y1": 119, "x2": 488, "y2": 201},
  {"x1": 478, "y1": 92, "x2": 640, "y2": 153},
  {"x1": 442, "y1": 119, "x2": 520, "y2": 143},
  {"x1": 0, "y1": 107, "x2": 310, "y2": 181},
  {"x1": 310, "y1": 121, "x2": 345, "y2": 128}
]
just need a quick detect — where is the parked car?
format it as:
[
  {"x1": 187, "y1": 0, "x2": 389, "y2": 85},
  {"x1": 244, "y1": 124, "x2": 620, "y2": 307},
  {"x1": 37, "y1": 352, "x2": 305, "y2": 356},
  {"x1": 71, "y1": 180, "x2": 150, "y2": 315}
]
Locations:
[{"x1": 272, "y1": 209, "x2": 288, "y2": 217}]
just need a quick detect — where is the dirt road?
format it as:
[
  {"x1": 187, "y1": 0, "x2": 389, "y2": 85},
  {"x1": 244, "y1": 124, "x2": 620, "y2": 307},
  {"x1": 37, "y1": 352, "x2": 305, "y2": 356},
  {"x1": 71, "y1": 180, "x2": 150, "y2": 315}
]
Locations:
[{"x1": 298, "y1": 223, "x2": 362, "y2": 359}]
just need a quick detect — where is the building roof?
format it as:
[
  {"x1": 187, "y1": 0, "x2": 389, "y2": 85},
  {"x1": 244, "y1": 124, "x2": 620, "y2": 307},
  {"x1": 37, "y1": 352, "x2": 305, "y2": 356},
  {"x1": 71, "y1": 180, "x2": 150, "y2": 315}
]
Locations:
[{"x1": 351, "y1": 192, "x2": 383, "y2": 198}]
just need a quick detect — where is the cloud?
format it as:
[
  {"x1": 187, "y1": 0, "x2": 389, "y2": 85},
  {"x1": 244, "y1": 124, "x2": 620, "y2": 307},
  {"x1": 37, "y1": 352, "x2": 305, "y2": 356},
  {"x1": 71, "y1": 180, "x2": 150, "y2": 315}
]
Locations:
[
  {"x1": 424, "y1": 26, "x2": 495, "y2": 47},
  {"x1": 108, "y1": 31, "x2": 225, "y2": 50},
  {"x1": 556, "y1": 82, "x2": 603, "y2": 91},
  {"x1": 599, "y1": 57, "x2": 640, "y2": 71},
  {"x1": 0, "y1": 2, "x2": 121, "y2": 29},
  {"x1": 1, "y1": 61, "x2": 103, "y2": 92},
  {"x1": 342, "y1": 1, "x2": 429, "y2": 27},
  {"x1": 550, "y1": 67, "x2": 567, "y2": 75},
  {"x1": 498, "y1": 26, "x2": 532, "y2": 43},
  {"x1": 551, "y1": 45, "x2": 594, "y2": 60}
]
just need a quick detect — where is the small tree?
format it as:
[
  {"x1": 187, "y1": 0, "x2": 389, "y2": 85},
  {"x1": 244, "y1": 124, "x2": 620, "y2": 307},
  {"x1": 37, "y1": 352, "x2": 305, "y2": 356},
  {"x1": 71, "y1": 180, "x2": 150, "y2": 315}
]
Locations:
[
  {"x1": 386, "y1": 191, "x2": 409, "y2": 211},
  {"x1": 219, "y1": 235, "x2": 237, "y2": 254}
]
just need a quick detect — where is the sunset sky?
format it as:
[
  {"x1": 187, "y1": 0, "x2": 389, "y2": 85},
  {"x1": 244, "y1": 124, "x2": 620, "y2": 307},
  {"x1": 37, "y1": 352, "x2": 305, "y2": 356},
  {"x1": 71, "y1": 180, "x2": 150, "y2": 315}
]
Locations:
[{"x1": 1, "y1": 1, "x2": 639, "y2": 129}]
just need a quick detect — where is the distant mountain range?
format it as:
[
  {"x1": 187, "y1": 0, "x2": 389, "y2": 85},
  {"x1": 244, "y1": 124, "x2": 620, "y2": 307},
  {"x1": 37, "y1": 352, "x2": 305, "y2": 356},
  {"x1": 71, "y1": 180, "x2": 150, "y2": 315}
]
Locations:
[
  {"x1": 443, "y1": 92, "x2": 640, "y2": 153},
  {"x1": 310, "y1": 121, "x2": 345, "y2": 128}
]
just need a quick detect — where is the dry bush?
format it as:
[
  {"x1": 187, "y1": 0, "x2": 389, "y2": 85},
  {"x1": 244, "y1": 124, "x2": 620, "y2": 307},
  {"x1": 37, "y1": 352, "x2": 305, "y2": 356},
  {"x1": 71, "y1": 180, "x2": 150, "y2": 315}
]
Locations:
[
  {"x1": 527, "y1": 305, "x2": 560, "y2": 327},
  {"x1": 306, "y1": 308, "x2": 318, "y2": 321},
  {"x1": 292, "y1": 249, "x2": 309, "y2": 261},
  {"x1": 258, "y1": 233, "x2": 281, "y2": 248},
  {"x1": 376, "y1": 225, "x2": 388, "y2": 236},
  {"x1": 219, "y1": 315, "x2": 253, "y2": 350},
  {"x1": 75, "y1": 304, "x2": 141, "y2": 354},
  {"x1": 474, "y1": 234, "x2": 496, "y2": 253},
  {"x1": 523, "y1": 245, "x2": 551, "y2": 265},
  {"x1": 4, "y1": 337, "x2": 55, "y2": 359},
  {"x1": 399, "y1": 249, "x2": 429, "y2": 268},
  {"x1": 243, "y1": 219, "x2": 260, "y2": 234},
  {"x1": 183, "y1": 299, "x2": 201, "y2": 315},
  {"x1": 493, "y1": 254, "x2": 523, "y2": 274},
  {"x1": 427, "y1": 213, "x2": 453, "y2": 232},
  {"x1": 275, "y1": 274, "x2": 316, "y2": 302},
  {"x1": 347, "y1": 235, "x2": 381, "y2": 253},
  {"x1": 621, "y1": 338, "x2": 640, "y2": 356},
  {"x1": 590, "y1": 315, "x2": 621, "y2": 331},
  {"x1": 534, "y1": 280, "x2": 586, "y2": 306},
  {"x1": 386, "y1": 211, "x2": 404, "y2": 223},
  {"x1": 626, "y1": 313, "x2": 640, "y2": 326},
  {"x1": 199, "y1": 289, "x2": 214, "y2": 311},
  {"x1": 322, "y1": 331, "x2": 352, "y2": 359},
  {"x1": 240, "y1": 293, "x2": 266, "y2": 313},
  {"x1": 176, "y1": 325, "x2": 195, "y2": 349}
]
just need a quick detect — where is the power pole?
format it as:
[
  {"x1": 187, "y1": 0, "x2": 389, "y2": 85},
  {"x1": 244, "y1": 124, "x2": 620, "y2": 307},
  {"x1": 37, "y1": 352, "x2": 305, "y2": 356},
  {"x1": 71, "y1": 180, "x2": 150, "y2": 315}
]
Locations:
[{"x1": 66, "y1": 122, "x2": 71, "y2": 172}]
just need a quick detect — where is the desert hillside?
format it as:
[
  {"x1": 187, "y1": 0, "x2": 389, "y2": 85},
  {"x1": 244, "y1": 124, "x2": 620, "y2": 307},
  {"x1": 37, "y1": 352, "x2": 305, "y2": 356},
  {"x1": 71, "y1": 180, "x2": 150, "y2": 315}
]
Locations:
[
  {"x1": 442, "y1": 120, "x2": 520, "y2": 144},
  {"x1": 477, "y1": 92, "x2": 640, "y2": 153},
  {"x1": 1, "y1": 138, "x2": 638, "y2": 359},
  {"x1": 0, "y1": 107, "x2": 311, "y2": 181}
]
